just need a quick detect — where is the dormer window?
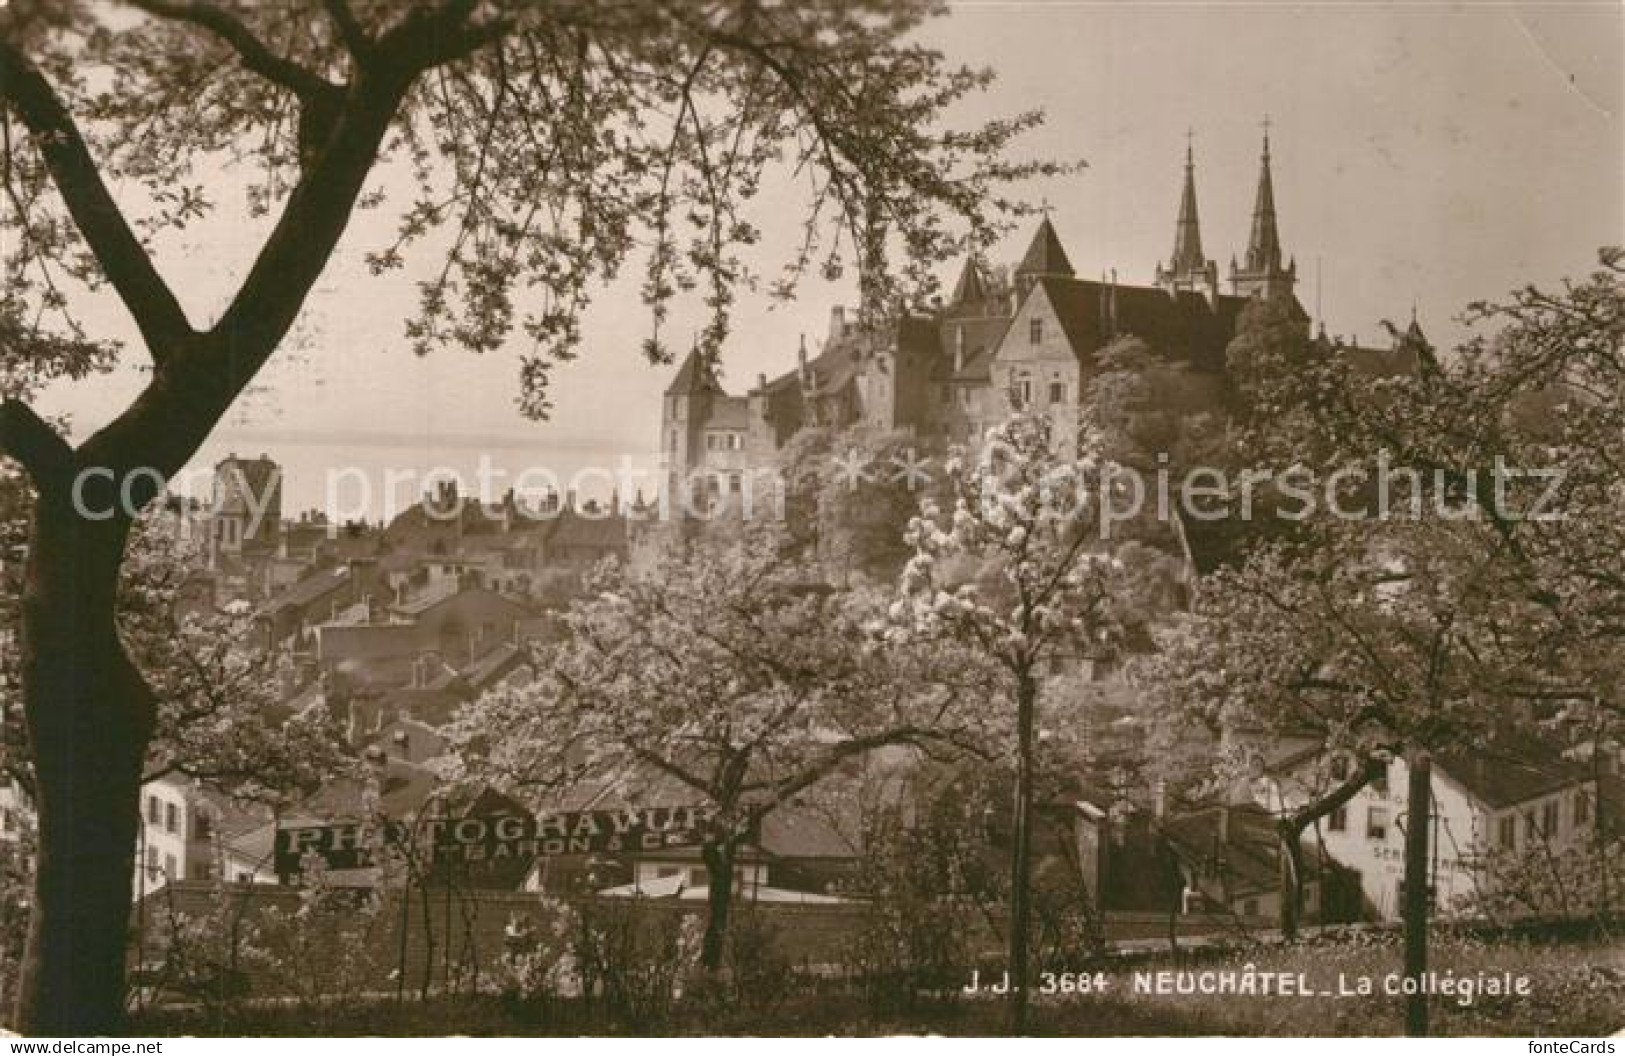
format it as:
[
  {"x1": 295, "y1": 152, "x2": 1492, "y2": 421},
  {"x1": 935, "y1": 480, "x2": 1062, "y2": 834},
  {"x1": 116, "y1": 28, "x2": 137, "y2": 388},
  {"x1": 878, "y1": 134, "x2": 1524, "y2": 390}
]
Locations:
[{"x1": 1029, "y1": 318, "x2": 1043, "y2": 344}]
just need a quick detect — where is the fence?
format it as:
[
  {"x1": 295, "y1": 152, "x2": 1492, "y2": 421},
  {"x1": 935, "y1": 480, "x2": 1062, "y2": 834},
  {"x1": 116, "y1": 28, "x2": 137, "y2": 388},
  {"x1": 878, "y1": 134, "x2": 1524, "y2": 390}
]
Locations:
[{"x1": 129, "y1": 880, "x2": 1273, "y2": 1005}]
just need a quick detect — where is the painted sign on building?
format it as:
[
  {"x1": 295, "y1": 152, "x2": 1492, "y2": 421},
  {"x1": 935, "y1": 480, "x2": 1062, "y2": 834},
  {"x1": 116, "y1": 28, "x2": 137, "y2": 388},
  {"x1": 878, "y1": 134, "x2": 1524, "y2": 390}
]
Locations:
[{"x1": 274, "y1": 806, "x2": 718, "y2": 877}]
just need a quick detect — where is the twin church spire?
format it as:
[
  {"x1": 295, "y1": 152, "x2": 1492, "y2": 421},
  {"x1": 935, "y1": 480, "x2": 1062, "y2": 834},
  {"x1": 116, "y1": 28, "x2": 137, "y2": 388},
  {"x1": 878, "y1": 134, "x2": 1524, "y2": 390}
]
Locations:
[{"x1": 1156, "y1": 123, "x2": 1296, "y2": 301}]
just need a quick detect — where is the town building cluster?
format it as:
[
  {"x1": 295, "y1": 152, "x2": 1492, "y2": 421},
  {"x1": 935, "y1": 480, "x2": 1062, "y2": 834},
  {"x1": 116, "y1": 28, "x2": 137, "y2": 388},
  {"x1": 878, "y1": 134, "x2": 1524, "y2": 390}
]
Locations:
[{"x1": 1, "y1": 134, "x2": 1615, "y2": 932}]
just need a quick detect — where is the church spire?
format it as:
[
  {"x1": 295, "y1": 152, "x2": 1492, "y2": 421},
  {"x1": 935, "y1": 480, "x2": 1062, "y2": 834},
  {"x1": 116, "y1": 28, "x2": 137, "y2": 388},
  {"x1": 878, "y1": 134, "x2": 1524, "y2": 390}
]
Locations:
[
  {"x1": 1230, "y1": 117, "x2": 1296, "y2": 300},
  {"x1": 1245, "y1": 123, "x2": 1281, "y2": 272},
  {"x1": 1156, "y1": 132, "x2": 1217, "y2": 299},
  {"x1": 1172, "y1": 137, "x2": 1205, "y2": 271}
]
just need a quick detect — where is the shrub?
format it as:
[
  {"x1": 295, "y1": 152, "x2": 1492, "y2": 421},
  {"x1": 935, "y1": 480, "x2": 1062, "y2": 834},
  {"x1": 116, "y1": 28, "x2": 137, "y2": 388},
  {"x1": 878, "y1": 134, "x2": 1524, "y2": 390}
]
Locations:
[
  {"x1": 493, "y1": 897, "x2": 579, "y2": 1022},
  {"x1": 572, "y1": 897, "x2": 702, "y2": 1029}
]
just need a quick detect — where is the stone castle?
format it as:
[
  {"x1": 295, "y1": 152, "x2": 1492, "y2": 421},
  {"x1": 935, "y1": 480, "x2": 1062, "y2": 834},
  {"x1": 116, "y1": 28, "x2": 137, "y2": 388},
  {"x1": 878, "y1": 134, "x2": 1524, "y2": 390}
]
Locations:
[{"x1": 661, "y1": 132, "x2": 1426, "y2": 499}]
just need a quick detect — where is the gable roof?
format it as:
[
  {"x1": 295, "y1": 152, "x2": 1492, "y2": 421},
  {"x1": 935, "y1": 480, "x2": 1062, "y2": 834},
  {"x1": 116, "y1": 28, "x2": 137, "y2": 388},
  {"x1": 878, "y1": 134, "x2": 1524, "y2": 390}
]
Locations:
[
  {"x1": 1437, "y1": 748, "x2": 1591, "y2": 810},
  {"x1": 1030, "y1": 275, "x2": 1253, "y2": 374}
]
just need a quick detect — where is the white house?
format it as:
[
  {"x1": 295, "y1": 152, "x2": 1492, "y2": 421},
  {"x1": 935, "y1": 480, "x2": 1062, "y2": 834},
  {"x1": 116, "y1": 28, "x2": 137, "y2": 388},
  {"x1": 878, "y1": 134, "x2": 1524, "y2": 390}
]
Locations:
[{"x1": 1257, "y1": 748, "x2": 1597, "y2": 921}]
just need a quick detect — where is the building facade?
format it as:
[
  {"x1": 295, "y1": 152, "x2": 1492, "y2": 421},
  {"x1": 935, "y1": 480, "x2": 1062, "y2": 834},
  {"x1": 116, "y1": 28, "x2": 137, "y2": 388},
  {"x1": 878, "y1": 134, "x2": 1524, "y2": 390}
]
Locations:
[{"x1": 661, "y1": 132, "x2": 1312, "y2": 490}]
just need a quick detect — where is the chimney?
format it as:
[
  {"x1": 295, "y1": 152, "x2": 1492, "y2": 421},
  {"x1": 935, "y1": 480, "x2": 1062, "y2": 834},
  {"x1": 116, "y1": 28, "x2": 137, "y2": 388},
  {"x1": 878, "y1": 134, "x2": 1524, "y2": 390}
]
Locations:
[{"x1": 757, "y1": 372, "x2": 768, "y2": 393}]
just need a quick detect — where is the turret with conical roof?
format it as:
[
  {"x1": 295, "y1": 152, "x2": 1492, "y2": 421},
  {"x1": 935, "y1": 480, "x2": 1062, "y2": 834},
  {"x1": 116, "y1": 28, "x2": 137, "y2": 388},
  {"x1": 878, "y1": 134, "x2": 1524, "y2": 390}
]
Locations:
[
  {"x1": 1155, "y1": 138, "x2": 1218, "y2": 299},
  {"x1": 1014, "y1": 214, "x2": 1074, "y2": 297},
  {"x1": 1229, "y1": 123, "x2": 1297, "y2": 300},
  {"x1": 664, "y1": 344, "x2": 725, "y2": 397},
  {"x1": 949, "y1": 255, "x2": 991, "y2": 308}
]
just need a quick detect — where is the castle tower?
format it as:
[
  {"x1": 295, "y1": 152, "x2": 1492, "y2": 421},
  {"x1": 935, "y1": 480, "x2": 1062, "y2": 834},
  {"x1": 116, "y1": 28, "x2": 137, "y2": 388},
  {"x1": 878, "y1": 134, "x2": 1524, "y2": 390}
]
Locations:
[
  {"x1": 1229, "y1": 124, "x2": 1297, "y2": 300},
  {"x1": 1155, "y1": 138, "x2": 1219, "y2": 299},
  {"x1": 210, "y1": 453, "x2": 282, "y2": 562},
  {"x1": 660, "y1": 344, "x2": 724, "y2": 500},
  {"x1": 1013, "y1": 214, "x2": 1075, "y2": 298}
]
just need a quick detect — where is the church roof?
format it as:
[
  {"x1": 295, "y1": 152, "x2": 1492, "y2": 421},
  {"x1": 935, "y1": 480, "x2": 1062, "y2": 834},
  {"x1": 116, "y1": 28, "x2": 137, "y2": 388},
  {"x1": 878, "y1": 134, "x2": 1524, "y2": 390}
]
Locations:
[
  {"x1": 1015, "y1": 216, "x2": 1074, "y2": 280},
  {"x1": 664, "y1": 347, "x2": 726, "y2": 397},
  {"x1": 1033, "y1": 275, "x2": 1250, "y2": 374}
]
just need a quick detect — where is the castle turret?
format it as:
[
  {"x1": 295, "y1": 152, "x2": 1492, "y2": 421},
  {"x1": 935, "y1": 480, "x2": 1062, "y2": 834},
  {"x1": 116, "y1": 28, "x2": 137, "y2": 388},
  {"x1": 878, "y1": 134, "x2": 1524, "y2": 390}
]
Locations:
[
  {"x1": 210, "y1": 453, "x2": 282, "y2": 563},
  {"x1": 1229, "y1": 123, "x2": 1297, "y2": 300},
  {"x1": 1013, "y1": 214, "x2": 1074, "y2": 298},
  {"x1": 660, "y1": 344, "x2": 725, "y2": 501}
]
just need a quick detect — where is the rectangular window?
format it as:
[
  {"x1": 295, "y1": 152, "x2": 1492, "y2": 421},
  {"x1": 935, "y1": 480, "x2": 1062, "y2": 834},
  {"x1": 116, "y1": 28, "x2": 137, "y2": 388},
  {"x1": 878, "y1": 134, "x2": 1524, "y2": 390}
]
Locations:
[
  {"x1": 194, "y1": 812, "x2": 213, "y2": 842},
  {"x1": 145, "y1": 847, "x2": 159, "y2": 877},
  {"x1": 164, "y1": 802, "x2": 178, "y2": 835},
  {"x1": 164, "y1": 853, "x2": 176, "y2": 878},
  {"x1": 1498, "y1": 816, "x2": 1516, "y2": 850},
  {"x1": 1029, "y1": 318, "x2": 1043, "y2": 344},
  {"x1": 1575, "y1": 789, "x2": 1592, "y2": 827},
  {"x1": 147, "y1": 796, "x2": 161, "y2": 825},
  {"x1": 1542, "y1": 801, "x2": 1560, "y2": 837},
  {"x1": 1048, "y1": 381, "x2": 1065, "y2": 405},
  {"x1": 1328, "y1": 806, "x2": 1347, "y2": 833},
  {"x1": 1371, "y1": 762, "x2": 1391, "y2": 800},
  {"x1": 1, "y1": 808, "x2": 13, "y2": 833},
  {"x1": 1366, "y1": 807, "x2": 1389, "y2": 841},
  {"x1": 1524, "y1": 811, "x2": 1538, "y2": 842}
]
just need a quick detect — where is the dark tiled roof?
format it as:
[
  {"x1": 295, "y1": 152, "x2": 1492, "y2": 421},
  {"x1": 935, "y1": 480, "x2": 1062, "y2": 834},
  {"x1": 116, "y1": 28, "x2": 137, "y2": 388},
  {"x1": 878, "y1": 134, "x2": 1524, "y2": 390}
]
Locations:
[
  {"x1": 665, "y1": 347, "x2": 725, "y2": 396},
  {"x1": 459, "y1": 642, "x2": 527, "y2": 692},
  {"x1": 699, "y1": 397, "x2": 751, "y2": 430},
  {"x1": 930, "y1": 315, "x2": 1010, "y2": 382},
  {"x1": 544, "y1": 509, "x2": 628, "y2": 550},
  {"x1": 1037, "y1": 276, "x2": 1254, "y2": 374},
  {"x1": 949, "y1": 256, "x2": 990, "y2": 305},
  {"x1": 256, "y1": 566, "x2": 351, "y2": 619},
  {"x1": 1437, "y1": 748, "x2": 1590, "y2": 809},
  {"x1": 301, "y1": 758, "x2": 440, "y2": 820},
  {"x1": 1015, "y1": 217, "x2": 1075, "y2": 279}
]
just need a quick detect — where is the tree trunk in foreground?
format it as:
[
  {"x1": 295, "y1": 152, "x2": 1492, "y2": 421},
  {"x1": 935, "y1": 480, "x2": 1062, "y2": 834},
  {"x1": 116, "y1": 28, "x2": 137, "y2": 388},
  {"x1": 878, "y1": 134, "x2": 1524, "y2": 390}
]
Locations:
[
  {"x1": 700, "y1": 838, "x2": 738, "y2": 974},
  {"x1": 1005, "y1": 672, "x2": 1037, "y2": 1035},
  {"x1": 12, "y1": 498, "x2": 153, "y2": 1035},
  {"x1": 1277, "y1": 834, "x2": 1302, "y2": 940},
  {"x1": 1402, "y1": 752, "x2": 1432, "y2": 1038}
]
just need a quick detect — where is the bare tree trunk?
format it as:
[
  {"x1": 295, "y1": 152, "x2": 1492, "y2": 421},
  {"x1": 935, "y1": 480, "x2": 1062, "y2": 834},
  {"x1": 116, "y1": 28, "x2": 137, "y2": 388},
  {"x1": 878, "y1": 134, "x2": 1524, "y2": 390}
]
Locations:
[
  {"x1": 1006, "y1": 671, "x2": 1037, "y2": 1035},
  {"x1": 700, "y1": 838, "x2": 738, "y2": 974},
  {"x1": 1277, "y1": 832, "x2": 1302, "y2": 940},
  {"x1": 1402, "y1": 752, "x2": 1431, "y2": 1038},
  {"x1": 12, "y1": 498, "x2": 153, "y2": 1035},
  {"x1": 1272, "y1": 755, "x2": 1385, "y2": 944}
]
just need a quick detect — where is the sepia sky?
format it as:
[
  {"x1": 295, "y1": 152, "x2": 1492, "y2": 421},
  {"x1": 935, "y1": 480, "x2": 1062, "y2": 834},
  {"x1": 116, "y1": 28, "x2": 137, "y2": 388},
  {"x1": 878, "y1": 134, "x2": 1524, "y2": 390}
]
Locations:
[{"x1": 34, "y1": 1, "x2": 1625, "y2": 515}]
